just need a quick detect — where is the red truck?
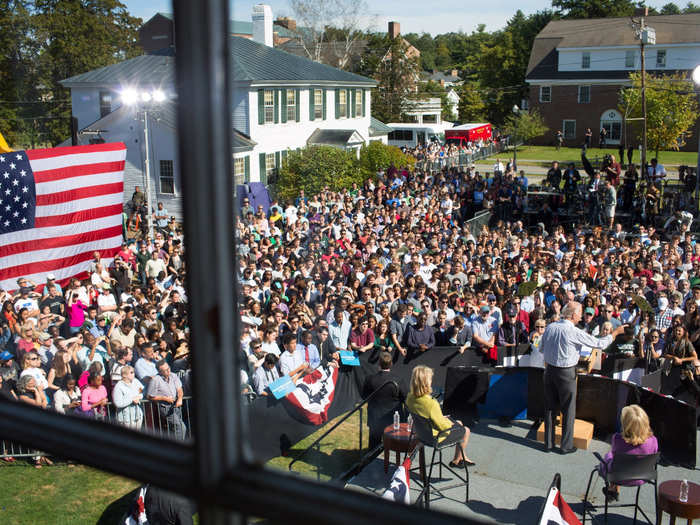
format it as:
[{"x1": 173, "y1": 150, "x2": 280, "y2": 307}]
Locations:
[{"x1": 444, "y1": 123, "x2": 492, "y2": 147}]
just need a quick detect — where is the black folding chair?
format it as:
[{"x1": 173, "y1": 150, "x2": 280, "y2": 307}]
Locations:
[
  {"x1": 408, "y1": 412, "x2": 469, "y2": 509},
  {"x1": 582, "y1": 452, "x2": 659, "y2": 524}
]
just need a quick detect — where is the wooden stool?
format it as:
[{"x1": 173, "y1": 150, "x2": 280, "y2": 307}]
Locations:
[
  {"x1": 382, "y1": 423, "x2": 425, "y2": 481},
  {"x1": 658, "y1": 480, "x2": 700, "y2": 525}
]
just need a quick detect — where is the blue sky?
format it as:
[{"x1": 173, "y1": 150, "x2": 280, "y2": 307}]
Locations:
[{"x1": 124, "y1": 0, "x2": 674, "y2": 35}]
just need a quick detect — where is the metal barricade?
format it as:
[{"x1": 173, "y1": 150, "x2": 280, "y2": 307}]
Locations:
[{"x1": 0, "y1": 398, "x2": 194, "y2": 460}]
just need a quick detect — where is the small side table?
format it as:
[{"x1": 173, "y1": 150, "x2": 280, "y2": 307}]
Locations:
[
  {"x1": 658, "y1": 480, "x2": 700, "y2": 525},
  {"x1": 383, "y1": 423, "x2": 425, "y2": 481}
]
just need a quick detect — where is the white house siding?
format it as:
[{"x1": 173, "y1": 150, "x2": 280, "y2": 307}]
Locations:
[
  {"x1": 247, "y1": 86, "x2": 372, "y2": 182},
  {"x1": 232, "y1": 88, "x2": 250, "y2": 135},
  {"x1": 557, "y1": 44, "x2": 700, "y2": 72},
  {"x1": 70, "y1": 87, "x2": 124, "y2": 130}
]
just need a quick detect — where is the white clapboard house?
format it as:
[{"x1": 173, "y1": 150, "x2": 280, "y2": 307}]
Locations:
[{"x1": 60, "y1": 7, "x2": 384, "y2": 218}]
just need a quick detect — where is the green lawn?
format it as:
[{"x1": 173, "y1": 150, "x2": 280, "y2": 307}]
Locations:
[
  {"x1": 0, "y1": 411, "x2": 367, "y2": 523},
  {"x1": 0, "y1": 462, "x2": 140, "y2": 525},
  {"x1": 487, "y1": 145, "x2": 697, "y2": 167},
  {"x1": 267, "y1": 409, "x2": 369, "y2": 482}
]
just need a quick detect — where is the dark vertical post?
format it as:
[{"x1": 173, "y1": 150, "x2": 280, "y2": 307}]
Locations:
[{"x1": 172, "y1": 0, "x2": 242, "y2": 523}]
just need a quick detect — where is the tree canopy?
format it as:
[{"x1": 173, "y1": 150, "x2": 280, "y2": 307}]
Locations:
[{"x1": 619, "y1": 72, "x2": 699, "y2": 155}]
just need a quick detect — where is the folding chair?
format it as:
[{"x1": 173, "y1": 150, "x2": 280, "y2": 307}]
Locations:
[
  {"x1": 408, "y1": 412, "x2": 469, "y2": 509},
  {"x1": 582, "y1": 452, "x2": 659, "y2": 524}
]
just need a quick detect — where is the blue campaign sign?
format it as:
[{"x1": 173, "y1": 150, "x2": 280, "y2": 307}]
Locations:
[
  {"x1": 268, "y1": 375, "x2": 296, "y2": 399},
  {"x1": 339, "y1": 350, "x2": 360, "y2": 366}
]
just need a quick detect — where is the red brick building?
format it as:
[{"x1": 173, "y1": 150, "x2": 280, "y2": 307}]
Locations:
[{"x1": 525, "y1": 14, "x2": 700, "y2": 152}]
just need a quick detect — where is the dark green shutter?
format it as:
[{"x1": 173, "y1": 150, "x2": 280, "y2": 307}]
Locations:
[
  {"x1": 345, "y1": 89, "x2": 351, "y2": 119},
  {"x1": 259, "y1": 153, "x2": 266, "y2": 184},
  {"x1": 362, "y1": 90, "x2": 366, "y2": 117},
  {"x1": 244, "y1": 156, "x2": 250, "y2": 183},
  {"x1": 257, "y1": 89, "x2": 264, "y2": 125},
  {"x1": 309, "y1": 88, "x2": 315, "y2": 121},
  {"x1": 273, "y1": 89, "x2": 279, "y2": 123},
  {"x1": 322, "y1": 89, "x2": 326, "y2": 120},
  {"x1": 281, "y1": 150, "x2": 288, "y2": 166},
  {"x1": 335, "y1": 88, "x2": 340, "y2": 118},
  {"x1": 351, "y1": 89, "x2": 356, "y2": 118},
  {"x1": 295, "y1": 89, "x2": 300, "y2": 122},
  {"x1": 281, "y1": 89, "x2": 288, "y2": 123},
  {"x1": 275, "y1": 152, "x2": 281, "y2": 175}
]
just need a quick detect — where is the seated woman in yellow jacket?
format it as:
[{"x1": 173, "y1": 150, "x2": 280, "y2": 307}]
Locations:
[{"x1": 406, "y1": 365, "x2": 474, "y2": 467}]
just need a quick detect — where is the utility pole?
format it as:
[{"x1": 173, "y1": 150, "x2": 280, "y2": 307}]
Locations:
[{"x1": 635, "y1": 8, "x2": 655, "y2": 175}]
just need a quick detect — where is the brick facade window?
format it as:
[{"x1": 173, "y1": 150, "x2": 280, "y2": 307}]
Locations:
[
  {"x1": 563, "y1": 120, "x2": 576, "y2": 140},
  {"x1": 539, "y1": 86, "x2": 551, "y2": 103},
  {"x1": 578, "y1": 86, "x2": 591, "y2": 104}
]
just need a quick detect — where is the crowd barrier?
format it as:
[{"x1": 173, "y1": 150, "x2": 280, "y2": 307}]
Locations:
[
  {"x1": 414, "y1": 139, "x2": 511, "y2": 173},
  {"x1": 0, "y1": 398, "x2": 194, "y2": 460}
]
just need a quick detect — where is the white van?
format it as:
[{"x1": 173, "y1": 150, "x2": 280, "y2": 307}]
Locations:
[{"x1": 386, "y1": 123, "x2": 452, "y2": 148}]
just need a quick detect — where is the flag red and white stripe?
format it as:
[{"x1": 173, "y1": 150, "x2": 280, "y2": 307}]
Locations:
[
  {"x1": 0, "y1": 143, "x2": 126, "y2": 291},
  {"x1": 538, "y1": 486, "x2": 582, "y2": 525},
  {"x1": 284, "y1": 366, "x2": 339, "y2": 425}
]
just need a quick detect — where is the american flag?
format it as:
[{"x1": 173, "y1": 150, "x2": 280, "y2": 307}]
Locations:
[{"x1": 0, "y1": 143, "x2": 126, "y2": 291}]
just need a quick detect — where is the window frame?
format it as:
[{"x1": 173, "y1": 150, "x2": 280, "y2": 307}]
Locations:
[
  {"x1": 338, "y1": 89, "x2": 347, "y2": 118},
  {"x1": 656, "y1": 49, "x2": 666, "y2": 68},
  {"x1": 581, "y1": 51, "x2": 591, "y2": 69},
  {"x1": 264, "y1": 89, "x2": 275, "y2": 123},
  {"x1": 159, "y1": 159, "x2": 175, "y2": 194},
  {"x1": 0, "y1": 2, "x2": 485, "y2": 524},
  {"x1": 539, "y1": 86, "x2": 551, "y2": 103},
  {"x1": 577, "y1": 85, "x2": 591, "y2": 104},
  {"x1": 233, "y1": 156, "x2": 245, "y2": 185},
  {"x1": 314, "y1": 89, "x2": 323, "y2": 119},
  {"x1": 286, "y1": 89, "x2": 296, "y2": 122},
  {"x1": 354, "y1": 89, "x2": 362, "y2": 117},
  {"x1": 625, "y1": 50, "x2": 635, "y2": 68},
  {"x1": 99, "y1": 90, "x2": 113, "y2": 118},
  {"x1": 562, "y1": 119, "x2": 576, "y2": 140}
]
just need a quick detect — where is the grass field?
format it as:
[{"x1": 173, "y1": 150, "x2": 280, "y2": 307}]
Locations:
[
  {"x1": 487, "y1": 145, "x2": 697, "y2": 167},
  {"x1": 0, "y1": 410, "x2": 367, "y2": 523},
  {"x1": 267, "y1": 409, "x2": 369, "y2": 482},
  {"x1": 0, "y1": 462, "x2": 140, "y2": 525}
]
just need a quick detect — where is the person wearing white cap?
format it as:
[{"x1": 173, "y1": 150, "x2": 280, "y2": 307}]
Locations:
[{"x1": 42, "y1": 274, "x2": 62, "y2": 297}]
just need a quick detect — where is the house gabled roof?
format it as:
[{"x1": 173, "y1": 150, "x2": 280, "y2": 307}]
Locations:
[
  {"x1": 231, "y1": 36, "x2": 375, "y2": 85},
  {"x1": 526, "y1": 13, "x2": 700, "y2": 81},
  {"x1": 62, "y1": 36, "x2": 375, "y2": 88},
  {"x1": 369, "y1": 117, "x2": 392, "y2": 137},
  {"x1": 532, "y1": 14, "x2": 700, "y2": 49}
]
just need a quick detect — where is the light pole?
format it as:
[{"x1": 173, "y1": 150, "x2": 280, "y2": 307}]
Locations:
[
  {"x1": 121, "y1": 88, "x2": 167, "y2": 239},
  {"x1": 693, "y1": 65, "x2": 700, "y2": 210},
  {"x1": 512, "y1": 104, "x2": 519, "y2": 171}
]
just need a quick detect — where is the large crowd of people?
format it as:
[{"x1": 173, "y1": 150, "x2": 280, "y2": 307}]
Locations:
[
  {"x1": 2, "y1": 147, "x2": 699, "y2": 468},
  {"x1": 0, "y1": 226, "x2": 191, "y2": 463},
  {"x1": 237, "y1": 155, "x2": 700, "y2": 413}
]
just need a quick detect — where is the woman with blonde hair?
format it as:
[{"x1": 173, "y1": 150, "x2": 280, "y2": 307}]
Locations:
[
  {"x1": 598, "y1": 404, "x2": 658, "y2": 501},
  {"x1": 406, "y1": 365, "x2": 474, "y2": 467}
]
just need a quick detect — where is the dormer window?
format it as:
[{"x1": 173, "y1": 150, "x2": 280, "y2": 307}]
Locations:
[{"x1": 581, "y1": 52, "x2": 591, "y2": 69}]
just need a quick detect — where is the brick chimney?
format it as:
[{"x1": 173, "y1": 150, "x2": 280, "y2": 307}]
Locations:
[
  {"x1": 275, "y1": 16, "x2": 296, "y2": 31},
  {"x1": 388, "y1": 21, "x2": 400, "y2": 39}
]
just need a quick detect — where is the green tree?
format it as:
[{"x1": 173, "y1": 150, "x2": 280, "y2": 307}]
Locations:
[
  {"x1": 683, "y1": 1, "x2": 700, "y2": 12},
  {"x1": 456, "y1": 81, "x2": 487, "y2": 123},
  {"x1": 370, "y1": 35, "x2": 420, "y2": 123},
  {"x1": 358, "y1": 141, "x2": 415, "y2": 179},
  {"x1": 551, "y1": 0, "x2": 636, "y2": 18},
  {"x1": 619, "y1": 72, "x2": 699, "y2": 157},
  {"x1": 0, "y1": 0, "x2": 38, "y2": 146},
  {"x1": 660, "y1": 2, "x2": 681, "y2": 13},
  {"x1": 32, "y1": 0, "x2": 142, "y2": 144},
  {"x1": 503, "y1": 108, "x2": 548, "y2": 145},
  {"x1": 277, "y1": 146, "x2": 363, "y2": 201}
]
